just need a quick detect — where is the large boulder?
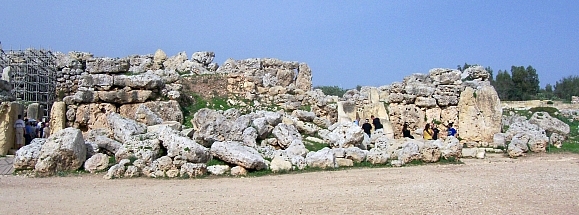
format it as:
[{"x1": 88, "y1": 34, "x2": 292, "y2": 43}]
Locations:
[
  {"x1": 420, "y1": 140, "x2": 442, "y2": 163},
  {"x1": 84, "y1": 153, "x2": 110, "y2": 173},
  {"x1": 210, "y1": 141, "x2": 267, "y2": 170},
  {"x1": 305, "y1": 147, "x2": 336, "y2": 169},
  {"x1": 149, "y1": 124, "x2": 210, "y2": 163},
  {"x1": 319, "y1": 122, "x2": 364, "y2": 148},
  {"x1": 396, "y1": 140, "x2": 421, "y2": 164},
  {"x1": 272, "y1": 123, "x2": 302, "y2": 149},
  {"x1": 13, "y1": 138, "x2": 46, "y2": 170},
  {"x1": 97, "y1": 89, "x2": 152, "y2": 104},
  {"x1": 85, "y1": 128, "x2": 122, "y2": 154},
  {"x1": 295, "y1": 63, "x2": 312, "y2": 91},
  {"x1": 457, "y1": 84, "x2": 502, "y2": 146},
  {"x1": 86, "y1": 57, "x2": 129, "y2": 74},
  {"x1": 441, "y1": 136, "x2": 462, "y2": 160},
  {"x1": 506, "y1": 120, "x2": 549, "y2": 153},
  {"x1": 34, "y1": 128, "x2": 87, "y2": 176},
  {"x1": 107, "y1": 112, "x2": 147, "y2": 143},
  {"x1": 529, "y1": 112, "x2": 570, "y2": 137},
  {"x1": 192, "y1": 108, "x2": 252, "y2": 147}
]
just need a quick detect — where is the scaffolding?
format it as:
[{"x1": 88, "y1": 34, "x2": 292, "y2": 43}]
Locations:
[{"x1": 0, "y1": 48, "x2": 57, "y2": 119}]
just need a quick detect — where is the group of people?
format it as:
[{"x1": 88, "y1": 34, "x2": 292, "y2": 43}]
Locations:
[
  {"x1": 402, "y1": 121, "x2": 457, "y2": 140},
  {"x1": 353, "y1": 115, "x2": 458, "y2": 141},
  {"x1": 13, "y1": 114, "x2": 50, "y2": 149},
  {"x1": 355, "y1": 115, "x2": 382, "y2": 138}
]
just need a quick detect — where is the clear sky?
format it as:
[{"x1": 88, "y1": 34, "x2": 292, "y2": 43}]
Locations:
[{"x1": 1, "y1": 1, "x2": 578, "y2": 89}]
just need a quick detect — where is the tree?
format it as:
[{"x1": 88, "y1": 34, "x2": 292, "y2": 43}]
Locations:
[
  {"x1": 494, "y1": 70, "x2": 515, "y2": 100},
  {"x1": 510, "y1": 65, "x2": 540, "y2": 100},
  {"x1": 554, "y1": 75, "x2": 579, "y2": 101}
]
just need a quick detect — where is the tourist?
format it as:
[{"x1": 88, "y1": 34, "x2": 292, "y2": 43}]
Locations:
[
  {"x1": 423, "y1": 123, "x2": 433, "y2": 140},
  {"x1": 362, "y1": 119, "x2": 372, "y2": 137},
  {"x1": 447, "y1": 122, "x2": 457, "y2": 137},
  {"x1": 24, "y1": 119, "x2": 34, "y2": 145},
  {"x1": 36, "y1": 120, "x2": 43, "y2": 138},
  {"x1": 371, "y1": 115, "x2": 383, "y2": 130},
  {"x1": 14, "y1": 115, "x2": 25, "y2": 149},
  {"x1": 432, "y1": 123, "x2": 440, "y2": 140},
  {"x1": 42, "y1": 122, "x2": 50, "y2": 138},
  {"x1": 402, "y1": 123, "x2": 414, "y2": 139}
]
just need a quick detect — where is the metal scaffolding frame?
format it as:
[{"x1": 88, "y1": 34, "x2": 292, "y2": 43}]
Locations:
[{"x1": 0, "y1": 48, "x2": 57, "y2": 119}]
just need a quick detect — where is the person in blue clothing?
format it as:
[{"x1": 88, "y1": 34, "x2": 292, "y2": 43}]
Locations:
[
  {"x1": 446, "y1": 122, "x2": 457, "y2": 137},
  {"x1": 24, "y1": 119, "x2": 34, "y2": 145}
]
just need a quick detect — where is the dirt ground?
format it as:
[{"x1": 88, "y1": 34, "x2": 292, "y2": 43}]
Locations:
[{"x1": 1, "y1": 153, "x2": 579, "y2": 214}]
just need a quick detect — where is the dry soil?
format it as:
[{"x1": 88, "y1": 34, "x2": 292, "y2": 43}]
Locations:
[{"x1": 1, "y1": 153, "x2": 579, "y2": 214}]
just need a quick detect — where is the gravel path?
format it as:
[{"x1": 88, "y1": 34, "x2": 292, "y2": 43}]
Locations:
[{"x1": 1, "y1": 153, "x2": 578, "y2": 214}]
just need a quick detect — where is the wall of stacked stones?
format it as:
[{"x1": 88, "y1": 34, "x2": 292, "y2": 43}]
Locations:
[
  {"x1": 339, "y1": 66, "x2": 502, "y2": 147},
  {"x1": 53, "y1": 49, "x2": 337, "y2": 132}
]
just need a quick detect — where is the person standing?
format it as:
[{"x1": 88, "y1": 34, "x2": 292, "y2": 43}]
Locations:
[
  {"x1": 362, "y1": 119, "x2": 372, "y2": 137},
  {"x1": 371, "y1": 115, "x2": 383, "y2": 130},
  {"x1": 24, "y1": 119, "x2": 35, "y2": 145},
  {"x1": 423, "y1": 123, "x2": 433, "y2": 140},
  {"x1": 14, "y1": 115, "x2": 25, "y2": 149},
  {"x1": 42, "y1": 122, "x2": 50, "y2": 138}
]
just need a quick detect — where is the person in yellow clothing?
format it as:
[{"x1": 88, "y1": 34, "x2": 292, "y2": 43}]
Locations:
[{"x1": 423, "y1": 123, "x2": 434, "y2": 140}]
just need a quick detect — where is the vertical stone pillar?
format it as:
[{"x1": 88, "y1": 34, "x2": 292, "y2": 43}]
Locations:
[
  {"x1": 0, "y1": 102, "x2": 23, "y2": 155},
  {"x1": 27, "y1": 103, "x2": 40, "y2": 121},
  {"x1": 50, "y1": 101, "x2": 67, "y2": 135}
]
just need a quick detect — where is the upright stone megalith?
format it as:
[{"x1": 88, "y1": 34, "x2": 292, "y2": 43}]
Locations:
[
  {"x1": 457, "y1": 83, "x2": 502, "y2": 146},
  {"x1": 50, "y1": 101, "x2": 67, "y2": 135},
  {"x1": 0, "y1": 102, "x2": 23, "y2": 155}
]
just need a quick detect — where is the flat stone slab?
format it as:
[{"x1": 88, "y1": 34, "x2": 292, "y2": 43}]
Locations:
[{"x1": 0, "y1": 156, "x2": 14, "y2": 175}]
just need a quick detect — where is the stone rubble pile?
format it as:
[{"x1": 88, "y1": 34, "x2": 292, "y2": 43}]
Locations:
[{"x1": 499, "y1": 111, "x2": 570, "y2": 157}]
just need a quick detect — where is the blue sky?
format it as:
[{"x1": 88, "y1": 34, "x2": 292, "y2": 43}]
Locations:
[{"x1": 1, "y1": 1, "x2": 577, "y2": 89}]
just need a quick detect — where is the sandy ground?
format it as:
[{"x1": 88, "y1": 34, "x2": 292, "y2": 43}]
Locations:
[{"x1": 1, "y1": 153, "x2": 579, "y2": 214}]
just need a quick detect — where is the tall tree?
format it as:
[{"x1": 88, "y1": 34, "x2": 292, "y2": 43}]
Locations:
[
  {"x1": 510, "y1": 65, "x2": 540, "y2": 100},
  {"x1": 494, "y1": 70, "x2": 514, "y2": 100},
  {"x1": 554, "y1": 75, "x2": 579, "y2": 101}
]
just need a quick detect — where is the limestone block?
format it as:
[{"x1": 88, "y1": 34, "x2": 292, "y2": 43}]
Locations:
[
  {"x1": 86, "y1": 57, "x2": 129, "y2": 74},
  {"x1": 50, "y1": 101, "x2": 67, "y2": 135},
  {"x1": 270, "y1": 156, "x2": 292, "y2": 173},
  {"x1": 305, "y1": 147, "x2": 336, "y2": 169},
  {"x1": 97, "y1": 89, "x2": 152, "y2": 104},
  {"x1": 211, "y1": 141, "x2": 267, "y2": 170},
  {"x1": 207, "y1": 165, "x2": 230, "y2": 175},
  {"x1": 75, "y1": 103, "x2": 117, "y2": 130},
  {"x1": 27, "y1": 103, "x2": 41, "y2": 121},
  {"x1": 0, "y1": 102, "x2": 22, "y2": 155},
  {"x1": 113, "y1": 72, "x2": 164, "y2": 90},
  {"x1": 119, "y1": 100, "x2": 183, "y2": 124},
  {"x1": 13, "y1": 138, "x2": 45, "y2": 169},
  {"x1": 457, "y1": 85, "x2": 502, "y2": 144},
  {"x1": 415, "y1": 97, "x2": 437, "y2": 108},
  {"x1": 336, "y1": 158, "x2": 354, "y2": 167},
  {"x1": 192, "y1": 51, "x2": 215, "y2": 65},
  {"x1": 295, "y1": 63, "x2": 312, "y2": 91},
  {"x1": 35, "y1": 128, "x2": 87, "y2": 176},
  {"x1": 230, "y1": 166, "x2": 248, "y2": 176},
  {"x1": 84, "y1": 153, "x2": 109, "y2": 173}
]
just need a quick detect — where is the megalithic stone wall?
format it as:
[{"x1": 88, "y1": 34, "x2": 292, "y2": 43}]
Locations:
[{"x1": 337, "y1": 66, "x2": 502, "y2": 146}]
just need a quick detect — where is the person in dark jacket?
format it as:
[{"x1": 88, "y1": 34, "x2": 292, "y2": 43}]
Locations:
[
  {"x1": 402, "y1": 123, "x2": 414, "y2": 139},
  {"x1": 362, "y1": 119, "x2": 372, "y2": 137},
  {"x1": 371, "y1": 115, "x2": 383, "y2": 130}
]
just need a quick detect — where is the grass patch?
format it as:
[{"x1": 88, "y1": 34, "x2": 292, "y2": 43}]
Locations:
[
  {"x1": 548, "y1": 142, "x2": 579, "y2": 153},
  {"x1": 206, "y1": 158, "x2": 228, "y2": 166},
  {"x1": 303, "y1": 139, "x2": 328, "y2": 152}
]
